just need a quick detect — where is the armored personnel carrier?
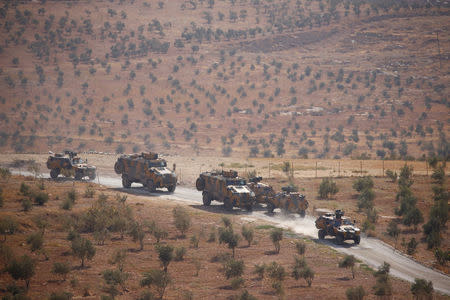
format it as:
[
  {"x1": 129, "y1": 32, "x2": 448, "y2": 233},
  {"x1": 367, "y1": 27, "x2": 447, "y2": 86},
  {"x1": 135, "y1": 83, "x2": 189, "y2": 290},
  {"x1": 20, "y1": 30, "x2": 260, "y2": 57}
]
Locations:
[
  {"x1": 114, "y1": 152, "x2": 177, "y2": 192},
  {"x1": 248, "y1": 178, "x2": 308, "y2": 217},
  {"x1": 315, "y1": 209, "x2": 361, "y2": 244},
  {"x1": 195, "y1": 170, "x2": 255, "y2": 211},
  {"x1": 47, "y1": 151, "x2": 96, "y2": 180}
]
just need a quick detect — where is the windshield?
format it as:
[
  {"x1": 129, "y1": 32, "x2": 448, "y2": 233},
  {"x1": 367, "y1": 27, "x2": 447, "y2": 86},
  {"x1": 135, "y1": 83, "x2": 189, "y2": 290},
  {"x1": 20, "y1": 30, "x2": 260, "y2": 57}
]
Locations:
[
  {"x1": 342, "y1": 219, "x2": 353, "y2": 225},
  {"x1": 72, "y1": 158, "x2": 85, "y2": 164},
  {"x1": 226, "y1": 179, "x2": 246, "y2": 186},
  {"x1": 148, "y1": 160, "x2": 167, "y2": 167}
]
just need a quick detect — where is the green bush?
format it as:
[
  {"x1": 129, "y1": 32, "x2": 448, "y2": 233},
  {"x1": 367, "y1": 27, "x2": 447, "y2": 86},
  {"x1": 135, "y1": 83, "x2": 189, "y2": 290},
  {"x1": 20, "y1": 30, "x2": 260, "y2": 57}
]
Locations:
[
  {"x1": 172, "y1": 206, "x2": 191, "y2": 237},
  {"x1": 156, "y1": 244, "x2": 173, "y2": 272},
  {"x1": 52, "y1": 262, "x2": 71, "y2": 281},
  {"x1": 223, "y1": 259, "x2": 244, "y2": 279},
  {"x1": 174, "y1": 246, "x2": 186, "y2": 261},
  {"x1": 241, "y1": 225, "x2": 254, "y2": 247},
  {"x1": 21, "y1": 198, "x2": 32, "y2": 211},
  {"x1": 346, "y1": 285, "x2": 366, "y2": 300},
  {"x1": 33, "y1": 192, "x2": 49, "y2": 205},
  {"x1": 140, "y1": 269, "x2": 170, "y2": 299},
  {"x1": 230, "y1": 277, "x2": 244, "y2": 290},
  {"x1": 270, "y1": 228, "x2": 283, "y2": 253},
  {"x1": 318, "y1": 178, "x2": 339, "y2": 199},
  {"x1": 7, "y1": 255, "x2": 36, "y2": 290},
  {"x1": 411, "y1": 278, "x2": 433, "y2": 299}
]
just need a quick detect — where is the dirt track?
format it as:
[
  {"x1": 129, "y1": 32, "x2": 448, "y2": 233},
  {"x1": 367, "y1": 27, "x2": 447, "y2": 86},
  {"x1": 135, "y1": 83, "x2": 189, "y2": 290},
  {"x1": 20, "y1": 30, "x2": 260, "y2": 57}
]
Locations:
[{"x1": 13, "y1": 169, "x2": 450, "y2": 295}]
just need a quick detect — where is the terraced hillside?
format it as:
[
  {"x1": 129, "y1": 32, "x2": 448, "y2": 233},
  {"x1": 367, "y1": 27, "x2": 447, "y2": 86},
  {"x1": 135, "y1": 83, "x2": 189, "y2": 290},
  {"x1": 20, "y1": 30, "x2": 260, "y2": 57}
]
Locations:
[{"x1": 0, "y1": 0, "x2": 448, "y2": 159}]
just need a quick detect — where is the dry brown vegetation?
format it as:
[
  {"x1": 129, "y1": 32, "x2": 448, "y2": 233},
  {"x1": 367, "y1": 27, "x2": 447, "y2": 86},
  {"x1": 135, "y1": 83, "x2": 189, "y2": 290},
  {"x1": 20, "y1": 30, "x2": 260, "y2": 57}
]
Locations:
[
  {"x1": 0, "y1": 0, "x2": 448, "y2": 161},
  {"x1": 1, "y1": 174, "x2": 446, "y2": 299}
]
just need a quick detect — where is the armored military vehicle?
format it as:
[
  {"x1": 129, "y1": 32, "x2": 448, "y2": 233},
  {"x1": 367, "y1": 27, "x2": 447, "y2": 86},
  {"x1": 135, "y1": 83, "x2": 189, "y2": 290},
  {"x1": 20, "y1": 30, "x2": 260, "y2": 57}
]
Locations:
[
  {"x1": 114, "y1": 152, "x2": 177, "y2": 192},
  {"x1": 315, "y1": 209, "x2": 361, "y2": 244},
  {"x1": 47, "y1": 151, "x2": 96, "y2": 180},
  {"x1": 248, "y1": 178, "x2": 308, "y2": 217},
  {"x1": 195, "y1": 170, "x2": 255, "y2": 211}
]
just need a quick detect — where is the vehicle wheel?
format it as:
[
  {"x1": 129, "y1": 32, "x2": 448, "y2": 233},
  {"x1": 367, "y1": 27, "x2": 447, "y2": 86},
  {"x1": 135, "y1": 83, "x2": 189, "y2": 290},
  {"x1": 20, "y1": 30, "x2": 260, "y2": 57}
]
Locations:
[
  {"x1": 299, "y1": 210, "x2": 306, "y2": 218},
  {"x1": 196, "y1": 177, "x2": 205, "y2": 191},
  {"x1": 147, "y1": 179, "x2": 155, "y2": 192},
  {"x1": 122, "y1": 175, "x2": 131, "y2": 188},
  {"x1": 167, "y1": 185, "x2": 176, "y2": 193},
  {"x1": 318, "y1": 229, "x2": 326, "y2": 240},
  {"x1": 267, "y1": 202, "x2": 275, "y2": 213},
  {"x1": 74, "y1": 172, "x2": 83, "y2": 180},
  {"x1": 354, "y1": 235, "x2": 361, "y2": 245},
  {"x1": 202, "y1": 192, "x2": 212, "y2": 206},
  {"x1": 89, "y1": 173, "x2": 96, "y2": 181},
  {"x1": 223, "y1": 197, "x2": 233, "y2": 211},
  {"x1": 336, "y1": 234, "x2": 344, "y2": 245},
  {"x1": 50, "y1": 169, "x2": 59, "y2": 179},
  {"x1": 114, "y1": 161, "x2": 123, "y2": 174}
]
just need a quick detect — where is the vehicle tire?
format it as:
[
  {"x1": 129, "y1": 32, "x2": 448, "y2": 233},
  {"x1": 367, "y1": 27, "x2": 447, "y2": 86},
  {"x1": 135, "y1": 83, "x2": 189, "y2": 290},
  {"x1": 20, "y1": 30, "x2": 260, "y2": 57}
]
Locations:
[
  {"x1": 354, "y1": 235, "x2": 361, "y2": 245},
  {"x1": 336, "y1": 234, "x2": 344, "y2": 245},
  {"x1": 114, "y1": 161, "x2": 123, "y2": 174},
  {"x1": 223, "y1": 197, "x2": 233, "y2": 211},
  {"x1": 147, "y1": 179, "x2": 155, "y2": 192},
  {"x1": 50, "y1": 169, "x2": 59, "y2": 179},
  {"x1": 299, "y1": 210, "x2": 306, "y2": 218},
  {"x1": 74, "y1": 172, "x2": 83, "y2": 180},
  {"x1": 202, "y1": 192, "x2": 211, "y2": 206},
  {"x1": 167, "y1": 185, "x2": 176, "y2": 193},
  {"x1": 318, "y1": 229, "x2": 326, "y2": 240},
  {"x1": 196, "y1": 177, "x2": 205, "y2": 191},
  {"x1": 267, "y1": 202, "x2": 275, "y2": 213},
  {"x1": 122, "y1": 175, "x2": 131, "y2": 188},
  {"x1": 89, "y1": 173, "x2": 96, "y2": 181}
]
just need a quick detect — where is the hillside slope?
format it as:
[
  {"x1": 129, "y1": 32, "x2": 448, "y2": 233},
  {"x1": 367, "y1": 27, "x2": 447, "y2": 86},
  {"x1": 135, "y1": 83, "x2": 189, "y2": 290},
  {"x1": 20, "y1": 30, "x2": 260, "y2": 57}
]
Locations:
[{"x1": 0, "y1": 0, "x2": 448, "y2": 159}]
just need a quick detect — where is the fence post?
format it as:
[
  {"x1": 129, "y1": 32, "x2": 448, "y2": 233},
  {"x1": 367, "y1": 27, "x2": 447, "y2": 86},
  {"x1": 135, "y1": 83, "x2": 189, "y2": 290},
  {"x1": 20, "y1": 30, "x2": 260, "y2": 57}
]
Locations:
[
  {"x1": 360, "y1": 161, "x2": 362, "y2": 175},
  {"x1": 315, "y1": 161, "x2": 318, "y2": 178},
  {"x1": 382, "y1": 160, "x2": 385, "y2": 177},
  {"x1": 338, "y1": 161, "x2": 340, "y2": 177},
  {"x1": 426, "y1": 160, "x2": 428, "y2": 176}
]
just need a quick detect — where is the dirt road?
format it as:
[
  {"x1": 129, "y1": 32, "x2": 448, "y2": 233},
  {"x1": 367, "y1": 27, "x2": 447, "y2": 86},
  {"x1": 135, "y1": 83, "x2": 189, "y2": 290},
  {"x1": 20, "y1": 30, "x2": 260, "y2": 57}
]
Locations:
[{"x1": 13, "y1": 170, "x2": 450, "y2": 295}]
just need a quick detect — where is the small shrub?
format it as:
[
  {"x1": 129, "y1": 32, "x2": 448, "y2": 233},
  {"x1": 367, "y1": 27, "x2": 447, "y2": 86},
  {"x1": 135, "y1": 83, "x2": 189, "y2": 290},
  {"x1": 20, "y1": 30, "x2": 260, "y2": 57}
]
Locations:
[
  {"x1": 22, "y1": 198, "x2": 33, "y2": 211},
  {"x1": 346, "y1": 285, "x2": 366, "y2": 300},
  {"x1": 411, "y1": 278, "x2": 433, "y2": 299},
  {"x1": 241, "y1": 225, "x2": 254, "y2": 247},
  {"x1": 67, "y1": 189, "x2": 77, "y2": 203},
  {"x1": 230, "y1": 277, "x2": 244, "y2": 290},
  {"x1": 270, "y1": 228, "x2": 283, "y2": 253},
  {"x1": 34, "y1": 192, "x2": 49, "y2": 205},
  {"x1": 294, "y1": 240, "x2": 306, "y2": 256},
  {"x1": 190, "y1": 235, "x2": 199, "y2": 249},
  {"x1": 71, "y1": 237, "x2": 96, "y2": 267},
  {"x1": 84, "y1": 185, "x2": 95, "y2": 198},
  {"x1": 155, "y1": 244, "x2": 173, "y2": 272},
  {"x1": 386, "y1": 169, "x2": 397, "y2": 182},
  {"x1": 7, "y1": 255, "x2": 36, "y2": 290},
  {"x1": 61, "y1": 198, "x2": 73, "y2": 210},
  {"x1": 318, "y1": 177, "x2": 339, "y2": 199},
  {"x1": 49, "y1": 292, "x2": 73, "y2": 300},
  {"x1": 174, "y1": 247, "x2": 186, "y2": 261},
  {"x1": 207, "y1": 228, "x2": 216, "y2": 243},
  {"x1": 0, "y1": 216, "x2": 18, "y2": 241},
  {"x1": 172, "y1": 206, "x2": 191, "y2": 237},
  {"x1": 254, "y1": 263, "x2": 266, "y2": 280},
  {"x1": 52, "y1": 262, "x2": 70, "y2": 281},
  {"x1": 406, "y1": 238, "x2": 418, "y2": 255}
]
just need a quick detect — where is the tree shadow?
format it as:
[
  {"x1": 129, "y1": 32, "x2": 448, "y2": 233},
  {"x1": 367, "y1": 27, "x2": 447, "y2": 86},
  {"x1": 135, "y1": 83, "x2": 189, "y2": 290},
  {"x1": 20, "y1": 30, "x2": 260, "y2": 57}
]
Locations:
[
  {"x1": 337, "y1": 277, "x2": 351, "y2": 281},
  {"x1": 264, "y1": 250, "x2": 278, "y2": 255}
]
